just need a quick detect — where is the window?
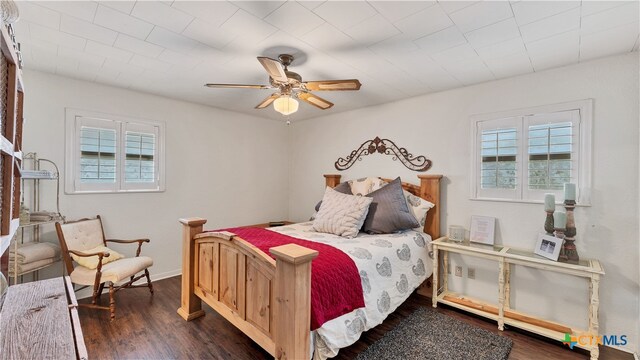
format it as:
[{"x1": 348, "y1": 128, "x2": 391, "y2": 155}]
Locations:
[
  {"x1": 65, "y1": 109, "x2": 165, "y2": 194},
  {"x1": 471, "y1": 100, "x2": 592, "y2": 204}
]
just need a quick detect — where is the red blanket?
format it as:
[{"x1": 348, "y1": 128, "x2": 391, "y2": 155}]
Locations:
[{"x1": 214, "y1": 227, "x2": 365, "y2": 330}]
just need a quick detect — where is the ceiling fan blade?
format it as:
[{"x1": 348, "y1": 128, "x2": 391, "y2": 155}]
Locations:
[
  {"x1": 303, "y1": 79, "x2": 361, "y2": 91},
  {"x1": 255, "y1": 93, "x2": 281, "y2": 109},
  {"x1": 205, "y1": 83, "x2": 272, "y2": 89},
  {"x1": 257, "y1": 56, "x2": 288, "y2": 83},
  {"x1": 298, "y1": 92, "x2": 334, "y2": 110}
]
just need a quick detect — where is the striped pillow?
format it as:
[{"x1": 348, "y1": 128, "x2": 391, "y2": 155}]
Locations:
[{"x1": 362, "y1": 177, "x2": 419, "y2": 234}]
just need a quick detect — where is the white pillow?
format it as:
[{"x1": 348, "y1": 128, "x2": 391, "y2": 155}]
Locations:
[
  {"x1": 312, "y1": 187, "x2": 373, "y2": 238},
  {"x1": 348, "y1": 177, "x2": 387, "y2": 196},
  {"x1": 403, "y1": 190, "x2": 435, "y2": 232}
]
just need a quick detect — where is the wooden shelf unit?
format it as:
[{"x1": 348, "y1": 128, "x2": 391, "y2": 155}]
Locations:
[
  {"x1": 431, "y1": 238, "x2": 604, "y2": 360},
  {"x1": 0, "y1": 21, "x2": 25, "y2": 269}
]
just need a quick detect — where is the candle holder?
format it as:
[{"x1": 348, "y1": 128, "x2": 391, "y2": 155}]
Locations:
[
  {"x1": 544, "y1": 210, "x2": 555, "y2": 234},
  {"x1": 562, "y1": 200, "x2": 579, "y2": 263},
  {"x1": 554, "y1": 227, "x2": 567, "y2": 261}
]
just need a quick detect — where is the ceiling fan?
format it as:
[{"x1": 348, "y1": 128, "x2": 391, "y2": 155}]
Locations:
[{"x1": 205, "y1": 54, "x2": 361, "y2": 116}]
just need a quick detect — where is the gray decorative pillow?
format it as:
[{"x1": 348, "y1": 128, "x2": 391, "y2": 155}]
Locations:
[
  {"x1": 315, "y1": 181, "x2": 352, "y2": 211},
  {"x1": 362, "y1": 177, "x2": 419, "y2": 234},
  {"x1": 312, "y1": 187, "x2": 373, "y2": 239}
]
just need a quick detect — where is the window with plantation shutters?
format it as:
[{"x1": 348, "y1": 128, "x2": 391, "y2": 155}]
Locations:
[
  {"x1": 527, "y1": 122, "x2": 573, "y2": 190},
  {"x1": 125, "y1": 131, "x2": 155, "y2": 183},
  {"x1": 471, "y1": 100, "x2": 592, "y2": 205},
  {"x1": 65, "y1": 109, "x2": 165, "y2": 194},
  {"x1": 80, "y1": 127, "x2": 116, "y2": 184},
  {"x1": 480, "y1": 127, "x2": 517, "y2": 190}
]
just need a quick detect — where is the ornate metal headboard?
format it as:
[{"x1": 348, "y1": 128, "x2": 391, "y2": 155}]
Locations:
[{"x1": 334, "y1": 137, "x2": 432, "y2": 172}]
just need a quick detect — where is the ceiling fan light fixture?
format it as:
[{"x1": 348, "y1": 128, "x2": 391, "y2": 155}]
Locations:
[{"x1": 273, "y1": 95, "x2": 299, "y2": 116}]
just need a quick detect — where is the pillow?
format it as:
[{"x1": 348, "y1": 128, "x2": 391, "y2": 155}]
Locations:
[
  {"x1": 348, "y1": 177, "x2": 387, "y2": 196},
  {"x1": 362, "y1": 177, "x2": 420, "y2": 234},
  {"x1": 314, "y1": 181, "x2": 352, "y2": 211},
  {"x1": 404, "y1": 190, "x2": 435, "y2": 232},
  {"x1": 312, "y1": 187, "x2": 373, "y2": 238},
  {"x1": 70, "y1": 245, "x2": 124, "y2": 270}
]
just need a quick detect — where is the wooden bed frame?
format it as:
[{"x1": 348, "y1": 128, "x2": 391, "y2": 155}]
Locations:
[{"x1": 178, "y1": 174, "x2": 443, "y2": 359}]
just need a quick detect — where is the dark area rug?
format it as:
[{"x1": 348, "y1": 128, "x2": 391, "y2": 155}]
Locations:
[{"x1": 356, "y1": 307, "x2": 513, "y2": 360}]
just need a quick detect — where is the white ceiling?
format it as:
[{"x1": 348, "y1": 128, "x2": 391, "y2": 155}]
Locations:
[{"x1": 13, "y1": 1, "x2": 640, "y2": 121}]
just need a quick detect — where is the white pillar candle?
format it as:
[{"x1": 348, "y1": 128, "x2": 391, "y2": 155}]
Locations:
[
  {"x1": 554, "y1": 211, "x2": 567, "y2": 229},
  {"x1": 544, "y1": 193, "x2": 555, "y2": 212},
  {"x1": 564, "y1": 183, "x2": 576, "y2": 201}
]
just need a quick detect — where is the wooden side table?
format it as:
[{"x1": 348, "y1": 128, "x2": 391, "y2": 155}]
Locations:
[
  {"x1": 241, "y1": 221, "x2": 294, "y2": 229},
  {"x1": 431, "y1": 238, "x2": 604, "y2": 360}
]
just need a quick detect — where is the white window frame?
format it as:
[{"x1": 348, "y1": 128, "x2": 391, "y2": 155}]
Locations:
[
  {"x1": 470, "y1": 99, "x2": 592, "y2": 205},
  {"x1": 65, "y1": 108, "x2": 166, "y2": 194}
]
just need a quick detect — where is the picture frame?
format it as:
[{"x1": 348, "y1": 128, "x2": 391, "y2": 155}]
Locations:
[
  {"x1": 534, "y1": 233, "x2": 563, "y2": 261},
  {"x1": 469, "y1": 216, "x2": 496, "y2": 245}
]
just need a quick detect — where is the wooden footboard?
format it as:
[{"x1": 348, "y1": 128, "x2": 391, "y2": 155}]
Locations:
[{"x1": 177, "y1": 218, "x2": 318, "y2": 360}]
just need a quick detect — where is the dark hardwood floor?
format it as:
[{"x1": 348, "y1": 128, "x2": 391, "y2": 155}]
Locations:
[{"x1": 78, "y1": 276, "x2": 631, "y2": 360}]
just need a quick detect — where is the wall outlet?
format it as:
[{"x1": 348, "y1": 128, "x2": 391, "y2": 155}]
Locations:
[
  {"x1": 455, "y1": 266, "x2": 462, "y2": 277},
  {"x1": 468, "y1": 268, "x2": 475, "y2": 279}
]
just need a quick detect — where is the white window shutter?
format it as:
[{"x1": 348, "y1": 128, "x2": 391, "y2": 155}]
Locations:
[
  {"x1": 523, "y1": 110, "x2": 580, "y2": 201},
  {"x1": 474, "y1": 116, "x2": 522, "y2": 200}
]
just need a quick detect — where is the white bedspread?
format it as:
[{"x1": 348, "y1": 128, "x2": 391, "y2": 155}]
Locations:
[{"x1": 268, "y1": 222, "x2": 433, "y2": 360}]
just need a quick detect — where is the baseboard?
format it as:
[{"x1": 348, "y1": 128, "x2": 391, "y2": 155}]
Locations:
[
  {"x1": 606, "y1": 344, "x2": 638, "y2": 359},
  {"x1": 75, "y1": 268, "x2": 181, "y2": 300}
]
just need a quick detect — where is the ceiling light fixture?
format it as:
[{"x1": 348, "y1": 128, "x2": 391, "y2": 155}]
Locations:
[{"x1": 273, "y1": 95, "x2": 299, "y2": 116}]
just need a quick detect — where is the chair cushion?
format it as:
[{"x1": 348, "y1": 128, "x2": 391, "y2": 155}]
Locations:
[
  {"x1": 58, "y1": 219, "x2": 104, "y2": 251},
  {"x1": 70, "y1": 245, "x2": 124, "y2": 270},
  {"x1": 70, "y1": 256, "x2": 153, "y2": 285}
]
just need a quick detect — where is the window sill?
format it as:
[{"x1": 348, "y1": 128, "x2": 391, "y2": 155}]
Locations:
[
  {"x1": 469, "y1": 197, "x2": 591, "y2": 207},
  {"x1": 66, "y1": 188, "x2": 165, "y2": 195}
]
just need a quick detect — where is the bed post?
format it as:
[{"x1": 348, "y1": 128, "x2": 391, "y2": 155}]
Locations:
[
  {"x1": 324, "y1": 174, "x2": 341, "y2": 188},
  {"x1": 177, "y1": 217, "x2": 207, "y2": 321},
  {"x1": 270, "y1": 244, "x2": 319, "y2": 360},
  {"x1": 418, "y1": 175, "x2": 443, "y2": 238}
]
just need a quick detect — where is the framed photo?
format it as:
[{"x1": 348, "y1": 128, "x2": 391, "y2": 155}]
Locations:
[
  {"x1": 534, "y1": 233, "x2": 563, "y2": 261},
  {"x1": 470, "y1": 216, "x2": 496, "y2": 245}
]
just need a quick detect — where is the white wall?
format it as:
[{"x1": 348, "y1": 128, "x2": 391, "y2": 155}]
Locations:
[
  {"x1": 289, "y1": 53, "x2": 639, "y2": 353},
  {"x1": 19, "y1": 70, "x2": 289, "y2": 284}
]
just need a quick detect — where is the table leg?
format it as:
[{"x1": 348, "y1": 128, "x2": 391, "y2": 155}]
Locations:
[
  {"x1": 504, "y1": 262, "x2": 511, "y2": 310},
  {"x1": 443, "y1": 251, "x2": 449, "y2": 293},
  {"x1": 432, "y1": 247, "x2": 439, "y2": 308},
  {"x1": 589, "y1": 274, "x2": 600, "y2": 360},
  {"x1": 498, "y1": 259, "x2": 505, "y2": 331}
]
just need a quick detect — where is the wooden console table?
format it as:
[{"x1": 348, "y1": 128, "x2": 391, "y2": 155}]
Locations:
[
  {"x1": 431, "y1": 238, "x2": 604, "y2": 360},
  {"x1": 0, "y1": 276, "x2": 88, "y2": 359}
]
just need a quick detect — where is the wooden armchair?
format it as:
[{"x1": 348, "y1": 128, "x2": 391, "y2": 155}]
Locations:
[{"x1": 55, "y1": 215, "x2": 153, "y2": 320}]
